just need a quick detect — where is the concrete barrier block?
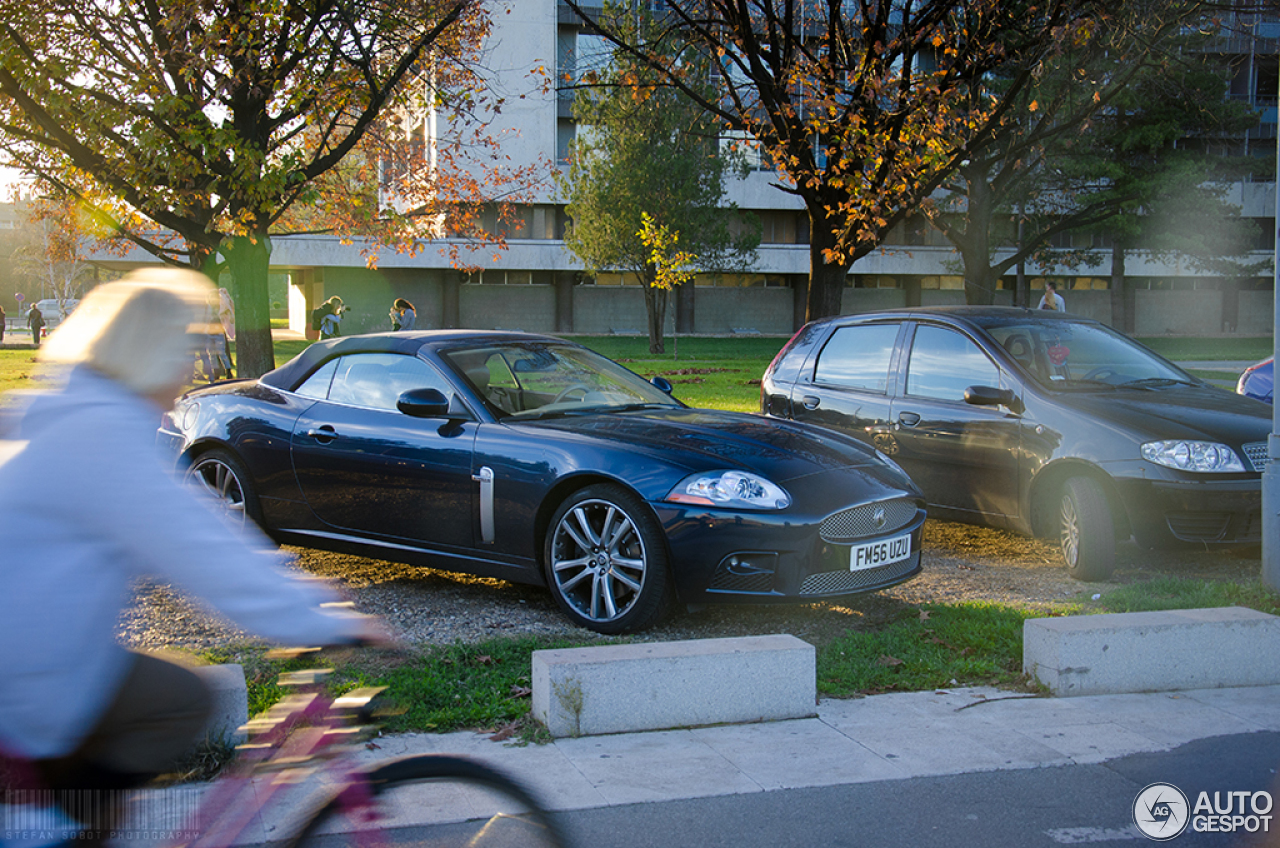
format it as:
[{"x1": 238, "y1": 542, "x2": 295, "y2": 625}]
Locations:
[
  {"x1": 1024, "y1": 607, "x2": 1280, "y2": 697},
  {"x1": 194, "y1": 663, "x2": 248, "y2": 745},
  {"x1": 532, "y1": 635, "x2": 816, "y2": 738}
]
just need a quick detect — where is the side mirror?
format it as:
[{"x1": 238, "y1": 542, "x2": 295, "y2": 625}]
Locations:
[
  {"x1": 964, "y1": 385, "x2": 1021, "y2": 412},
  {"x1": 397, "y1": 388, "x2": 450, "y2": 418},
  {"x1": 651, "y1": 376, "x2": 674, "y2": 395}
]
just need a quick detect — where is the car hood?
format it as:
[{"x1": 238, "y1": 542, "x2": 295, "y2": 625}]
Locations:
[
  {"x1": 1055, "y1": 384, "x2": 1271, "y2": 445},
  {"x1": 520, "y1": 407, "x2": 896, "y2": 482}
]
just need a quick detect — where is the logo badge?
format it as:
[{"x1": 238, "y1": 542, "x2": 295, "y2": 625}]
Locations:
[
  {"x1": 873, "y1": 507, "x2": 886, "y2": 530},
  {"x1": 1134, "y1": 783, "x2": 1190, "y2": 841}
]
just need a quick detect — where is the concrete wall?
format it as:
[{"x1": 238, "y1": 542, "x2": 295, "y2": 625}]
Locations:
[
  {"x1": 460, "y1": 284, "x2": 558, "y2": 332},
  {"x1": 842, "y1": 289, "x2": 908, "y2": 313},
  {"x1": 572, "y1": 287, "x2": 652, "y2": 334},
  {"x1": 1061, "y1": 290, "x2": 1112, "y2": 325},
  {"x1": 1239, "y1": 291, "x2": 1275, "y2": 336},
  {"x1": 1135, "y1": 290, "x2": 1225, "y2": 336},
  {"x1": 692, "y1": 287, "x2": 795, "y2": 334},
  {"x1": 289, "y1": 272, "x2": 1277, "y2": 340}
]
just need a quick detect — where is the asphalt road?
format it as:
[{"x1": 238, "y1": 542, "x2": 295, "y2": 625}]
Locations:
[{"x1": 298, "y1": 731, "x2": 1280, "y2": 848}]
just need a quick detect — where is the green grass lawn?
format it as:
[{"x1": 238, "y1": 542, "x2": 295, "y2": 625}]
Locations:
[{"x1": 1137, "y1": 336, "x2": 1272, "y2": 362}]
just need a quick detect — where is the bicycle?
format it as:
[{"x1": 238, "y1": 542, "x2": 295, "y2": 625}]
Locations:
[{"x1": 3, "y1": 651, "x2": 568, "y2": 848}]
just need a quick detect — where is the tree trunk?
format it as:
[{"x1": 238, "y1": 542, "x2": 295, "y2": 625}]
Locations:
[
  {"x1": 964, "y1": 265, "x2": 1000, "y2": 306},
  {"x1": 805, "y1": 207, "x2": 851, "y2": 321},
  {"x1": 675, "y1": 281, "x2": 695, "y2": 334},
  {"x1": 1109, "y1": 243, "x2": 1127, "y2": 332},
  {"x1": 643, "y1": 277, "x2": 668, "y2": 354},
  {"x1": 222, "y1": 234, "x2": 274, "y2": 378}
]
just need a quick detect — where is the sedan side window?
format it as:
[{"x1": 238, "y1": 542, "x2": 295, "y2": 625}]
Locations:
[
  {"x1": 813, "y1": 324, "x2": 899, "y2": 392},
  {"x1": 906, "y1": 325, "x2": 1000, "y2": 402},
  {"x1": 326, "y1": 354, "x2": 451, "y2": 411}
]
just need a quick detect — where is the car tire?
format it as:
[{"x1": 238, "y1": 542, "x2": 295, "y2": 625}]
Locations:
[
  {"x1": 185, "y1": 448, "x2": 262, "y2": 529},
  {"x1": 544, "y1": 484, "x2": 671, "y2": 634},
  {"x1": 1058, "y1": 477, "x2": 1115, "y2": 581}
]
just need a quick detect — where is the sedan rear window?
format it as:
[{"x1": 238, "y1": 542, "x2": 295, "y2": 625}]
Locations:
[{"x1": 814, "y1": 324, "x2": 899, "y2": 392}]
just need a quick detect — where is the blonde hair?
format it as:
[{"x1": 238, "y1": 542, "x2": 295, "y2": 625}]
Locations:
[{"x1": 40, "y1": 267, "x2": 214, "y2": 395}]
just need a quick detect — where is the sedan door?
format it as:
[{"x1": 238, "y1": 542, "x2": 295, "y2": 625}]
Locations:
[
  {"x1": 290, "y1": 353, "x2": 478, "y2": 549},
  {"x1": 888, "y1": 323, "x2": 1022, "y2": 519},
  {"x1": 783, "y1": 322, "x2": 903, "y2": 455}
]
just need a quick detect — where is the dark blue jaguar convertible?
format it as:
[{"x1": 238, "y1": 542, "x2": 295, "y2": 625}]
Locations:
[{"x1": 160, "y1": 331, "x2": 925, "y2": 633}]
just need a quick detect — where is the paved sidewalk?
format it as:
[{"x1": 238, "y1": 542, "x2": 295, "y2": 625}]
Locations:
[{"x1": 131, "y1": 684, "x2": 1280, "y2": 841}]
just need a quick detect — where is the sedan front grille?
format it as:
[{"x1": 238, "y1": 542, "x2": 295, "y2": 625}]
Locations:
[
  {"x1": 820, "y1": 498, "x2": 920, "y2": 543},
  {"x1": 799, "y1": 556, "x2": 919, "y2": 595},
  {"x1": 1243, "y1": 442, "x2": 1268, "y2": 472}
]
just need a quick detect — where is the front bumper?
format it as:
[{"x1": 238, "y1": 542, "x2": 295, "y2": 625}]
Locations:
[
  {"x1": 655, "y1": 496, "x2": 927, "y2": 604},
  {"x1": 1112, "y1": 475, "x2": 1261, "y2": 547}
]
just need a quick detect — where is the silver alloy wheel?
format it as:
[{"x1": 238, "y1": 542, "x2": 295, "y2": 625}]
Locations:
[
  {"x1": 549, "y1": 497, "x2": 647, "y2": 623},
  {"x1": 1060, "y1": 492, "x2": 1081, "y2": 566},
  {"x1": 188, "y1": 455, "x2": 248, "y2": 526}
]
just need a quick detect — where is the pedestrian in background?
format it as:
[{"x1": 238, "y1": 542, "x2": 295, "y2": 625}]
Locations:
[
  {"x1": 390, "y1": 298, "x2": 416, "y2": 331},
  {"x1": 319, "y1": 295, "x2": 345, "y2": 339},
  {"x1": 1038, "y1": 281, "x2": 1066, "y2": 312},
  {"x1": 27, "y1": 304, "x2": 44, "y2": 345},
  {"x1": 0, "y1": 304, "x2": 6, "y2": 343}
]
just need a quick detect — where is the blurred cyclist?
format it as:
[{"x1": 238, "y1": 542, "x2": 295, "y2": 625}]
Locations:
[{"x1": 0, "y1": 269, "x2": 384, "y2": 844}]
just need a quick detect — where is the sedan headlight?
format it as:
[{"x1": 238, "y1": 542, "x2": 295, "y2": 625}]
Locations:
[
  {"x1": 666, "y1": 470, "x2": 792, "y2": 510},
  {"x1": 1141, "y1": 440, "x2": 1245, "y2": 473}
]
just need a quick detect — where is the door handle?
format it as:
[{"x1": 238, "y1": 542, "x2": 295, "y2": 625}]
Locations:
[
  {"x1": 306, "y1": 425, "x2": 338, "y2": 441},
  {"x1": 473, "y1": 466, "x2": 495, "y2": 544},
  {"x1": 801, "y1": 395, "x2": 820, "y2": 410},
  {"x1": 897, "y1": 411, "x2": 921, "y2": 427}
]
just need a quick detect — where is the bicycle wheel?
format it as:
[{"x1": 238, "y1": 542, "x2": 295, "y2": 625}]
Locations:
[{"x1": 285, "y1": 754, "x2": 567, "y2": 848}]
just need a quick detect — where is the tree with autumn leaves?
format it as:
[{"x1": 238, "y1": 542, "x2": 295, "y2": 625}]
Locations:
[
  {"x1": 564, "y1": 0, "x2": 1111, "y2": 322},
  {"x1": 0, "y1": 0, "x2": 505, "y2": 377},
  {"x1": 926, "y1": 1, "x2": 1264, "y2": 310},
  {"x1": 559, "y1": 12, "x2": 757, "y2": 354}
]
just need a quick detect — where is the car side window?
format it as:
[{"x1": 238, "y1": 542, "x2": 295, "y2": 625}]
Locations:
[
  {"x1": 906, "y1": 325, "x2": 1000, "y2": 401},
  {"x1": 325, "y1": 353, "x2": 451, "y2": 411},
  {"x1": 295, "y1": 359, "x2": 338, "y2": 400},
  {"x1": 813, "y1": 324, "x2": 899, "y2": 392}
]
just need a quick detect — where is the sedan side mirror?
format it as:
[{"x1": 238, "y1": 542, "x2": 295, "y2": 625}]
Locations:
[
  {"x1": 651, "y1": 376, "x2": 674, "y2": 395},
  {"x1": 397, "y1": 388, "x2": 451, "y2": 418},
  {"x1": 964, "y1": 385, "x2": 1021, "y2": 412}
]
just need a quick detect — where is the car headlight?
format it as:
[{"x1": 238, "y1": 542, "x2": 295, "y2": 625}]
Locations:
[
  {"x1": 666, "y1": 470, "x2": 792, "y2": 510},
  {"x1": 1141, "y1": 440, "x2": 1244, "y2": 473}
]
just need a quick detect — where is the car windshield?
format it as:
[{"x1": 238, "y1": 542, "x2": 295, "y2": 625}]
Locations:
[
  {"x1": 441, "y1": 342, "x2": 681, "y2": 419},
  {"x1": 976, "y1": 318, "x2": 1193, "y2": 390}
]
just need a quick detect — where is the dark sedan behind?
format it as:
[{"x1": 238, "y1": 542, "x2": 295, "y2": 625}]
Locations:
[{"x1": 762, "y1": 307, "x2": 1270, "y2": 580}]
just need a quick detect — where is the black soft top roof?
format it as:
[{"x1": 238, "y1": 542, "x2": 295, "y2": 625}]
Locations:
[{"x1": 258, "y1": 329, "x2": 571, "y2": 390}]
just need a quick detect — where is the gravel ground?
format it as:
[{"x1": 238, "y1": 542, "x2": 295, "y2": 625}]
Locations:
[{"x1": 118, "y1": 520, "x2": 1264, "y2": 653}]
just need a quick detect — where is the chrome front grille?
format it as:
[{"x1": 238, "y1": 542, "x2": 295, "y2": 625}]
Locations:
[
  {"x1": 820, "y1": 498, "x2": 919, "y2": 543},
  {"x1": 1243, "y1": 442, "x2": 1268, "y2": 472},
  {"x1": 799, "y1": 556, "x2": 919, "y2": 595}
]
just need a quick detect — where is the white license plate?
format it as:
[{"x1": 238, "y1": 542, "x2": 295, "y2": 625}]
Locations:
[{"x1": 849, "y1": 533, "x2": 912, "y2": 571}]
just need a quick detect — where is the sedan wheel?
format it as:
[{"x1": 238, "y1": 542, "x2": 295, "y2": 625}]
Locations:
[
  {"x1": 186, "y1": 449, "x2": 260, "y2": 528},
  {"x1": 1059, "y1": 476, "x2": 1115, "y2": 581},
  {"x1": 545, "y1": 484, "x2": 670, "y2": 634}
]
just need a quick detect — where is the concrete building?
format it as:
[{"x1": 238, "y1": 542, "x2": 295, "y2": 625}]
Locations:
[{"x1": 89, "y1": 2, "x2": 1280, "y2": 338}]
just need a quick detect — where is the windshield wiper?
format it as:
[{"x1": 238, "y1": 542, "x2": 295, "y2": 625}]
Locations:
[
  {"x1": 1054, "y1": 378, "x2": 1116, "y2": 390},
  {"x1": 1117, "y1": 377, "x2": 1199, "y2": 390},
  {"x1": 608, "y1": 403, "x2": 677, "y2": 413}
]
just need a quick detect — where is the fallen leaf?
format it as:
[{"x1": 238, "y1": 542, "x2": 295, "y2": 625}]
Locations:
[
  {"x1": 509, "y1": 685, "x2": 532, "y2": 698},
  {"x1": 918, "y1": 609, "x2": 932, "y2": 621},
  {"x1": 878, "y1": 654, "x2": 904, "y2": 667}
]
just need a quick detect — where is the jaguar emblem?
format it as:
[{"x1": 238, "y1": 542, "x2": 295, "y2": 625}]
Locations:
[{"x1": 873, "y1": 507, "x2": 886, "y2": 530}]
